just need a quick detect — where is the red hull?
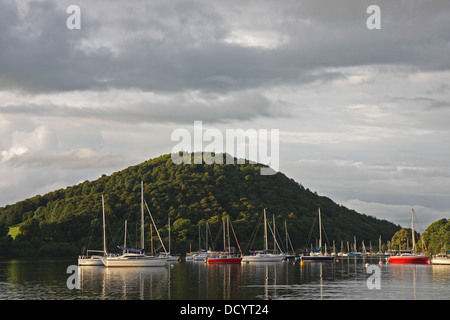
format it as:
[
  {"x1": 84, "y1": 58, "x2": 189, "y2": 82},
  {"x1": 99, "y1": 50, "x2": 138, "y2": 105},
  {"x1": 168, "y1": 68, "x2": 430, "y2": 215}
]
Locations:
[
  {"x1": 389, "y1": 255, "x2": 429, "y2": 264},
  {"x1": 206, "y1": 258, "x2": 242, "y2": 264}
]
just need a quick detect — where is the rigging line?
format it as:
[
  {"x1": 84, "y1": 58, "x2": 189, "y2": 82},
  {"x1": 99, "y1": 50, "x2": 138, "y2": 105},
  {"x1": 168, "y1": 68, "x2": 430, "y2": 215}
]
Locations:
[
  {"x1": 266, "y1": 220, "x2": 283, "y2": 253},
  {"x1": 244, "y1": 212, "x2": 264, "y2": 254},
  {"x1": 321, "y1": 220, "x2": 331, "y2": 248},
  {"x1": 285, "y1": 221, "x2": 295, "y2": 253},
  {"x1": 212, "y1": 223, "x2": 223, "y2": 249},
  {"x1": 144, "y1": 199, "x2": 167, "y2": 254},
  {"x1": 207, "y1": 222, "x2": 215, "y2": 251},
  {"x1": 229, "y1": 218, "x2": 243, "y2": 255},
  {"x1": 412, "y1": 209, "x2": 428, "y2": 252},
  {"x1": 272, "y1": 222, "x2": 286, "y2": 252},
  {"x1": 304, "y1": 213, "x2": 317, "y2": 252},
  {"x1": 83, "y1": 201, "x2": 100, "y2": 254}
]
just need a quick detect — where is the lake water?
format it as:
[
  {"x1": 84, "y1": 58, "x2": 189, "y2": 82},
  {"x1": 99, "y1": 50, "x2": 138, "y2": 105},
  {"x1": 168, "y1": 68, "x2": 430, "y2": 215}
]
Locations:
[{"x1": 0, "y1": 257, "x2": 448, "y2": 300}]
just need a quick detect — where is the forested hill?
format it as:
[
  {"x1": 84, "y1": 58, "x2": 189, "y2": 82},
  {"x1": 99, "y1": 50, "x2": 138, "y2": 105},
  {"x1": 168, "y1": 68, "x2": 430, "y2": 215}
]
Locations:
[{"x1": 0, "y1": 153, "x2": 400, "y2": 257}]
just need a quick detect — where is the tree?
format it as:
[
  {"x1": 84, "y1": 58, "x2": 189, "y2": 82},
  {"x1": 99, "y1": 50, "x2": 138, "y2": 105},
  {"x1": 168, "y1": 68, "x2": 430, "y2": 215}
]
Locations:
[{"x1": 423, "y1": 218, "x2": 449, "y2": 254}]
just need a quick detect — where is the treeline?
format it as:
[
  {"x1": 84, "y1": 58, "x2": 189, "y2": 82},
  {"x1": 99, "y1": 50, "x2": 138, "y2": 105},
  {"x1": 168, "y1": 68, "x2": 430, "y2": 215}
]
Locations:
[{"x1": 0, "y1": 153, "x2": 405, "y2": 258}]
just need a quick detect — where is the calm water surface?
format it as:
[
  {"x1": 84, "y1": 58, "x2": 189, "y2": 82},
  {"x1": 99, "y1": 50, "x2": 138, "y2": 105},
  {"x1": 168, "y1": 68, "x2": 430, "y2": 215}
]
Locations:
[{"x1": 0, "y1": 257, "x2": 448, "y2": 300}]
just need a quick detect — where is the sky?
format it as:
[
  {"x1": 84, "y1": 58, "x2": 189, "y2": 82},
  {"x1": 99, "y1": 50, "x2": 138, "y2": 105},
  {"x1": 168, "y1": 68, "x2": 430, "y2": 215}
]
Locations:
[{"x1": 1, "y1": 0, "x2": 449, "y2": 229}]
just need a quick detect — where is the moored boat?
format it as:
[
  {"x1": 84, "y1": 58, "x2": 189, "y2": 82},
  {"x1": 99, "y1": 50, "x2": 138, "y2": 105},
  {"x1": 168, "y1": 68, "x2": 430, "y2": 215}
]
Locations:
[
  {"x1": 388, "y1": 209, "x2": 429, "y2": 265},
  {"x1": 301, "y1": 254, "x2": 335, "y2": 261},
  {"x1": 300, "y1": 208, "x2": 335, "y2": 262},
  {"x1": 206, "y1": 254, "x2": 242, "y2": 264},
  {"x1": 389, "y1": 253, "x2": 429, "y2": 264},
  {"x1": 101, "y1": 252, "x2": 167, "y2": 267},
  {"x1": 78, "y1": 251, "x2": 105, "y2": 266},
  {"x1": 242, "y1": 209, "x2": 286, "y2": 263},
  {"x1": 78, "y1": 195, "x2": 107, "y2": 266},
  {"x1": 242, "y1": 251, "x2": 285, "y2": 262},
  {"x1": 206, "y1": 217, "x2": 243, "y2": 264},
  {"x1": 101, "y1": 182, "x2": 168, "y2": 267},
  {"x1": 431, "y1": 252, "x2": 450, "y2": 265}
]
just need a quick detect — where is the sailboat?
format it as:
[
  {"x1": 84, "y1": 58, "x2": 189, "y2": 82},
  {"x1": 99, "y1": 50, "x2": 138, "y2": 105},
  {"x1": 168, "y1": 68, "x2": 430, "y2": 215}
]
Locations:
[
  {"x1": 78, "y1": 195, "x2": 107, "y2": 266},
  {"x1": 206, "y1": 216, "x2": 243, "y2": 264},
  {"x1": 431, "y1": 251, "x2": 450, "y2": 265},
  {"x1": 242, "y1": 209, "x2": 285, "y2": 262},
  {"x1": 301, "y1": 208, "x2": 335, "y2": 261},
  {"x1": 158, "y1": 218, "x2": 180, "y2": 261},
  {"x1": 388, "y1": 209, "x2": 429, "y2": 264},
  {"x1": 348, "y1": 236, "x2": 362, "y2": 257},
  {"x1": 284, "y1": 220, "x2": 297, "y2": 260},
  {"x1": 101, "y1": 182, "x2": 168, "y2": 267},
  {"x1": 192, "y1": 223, "x2": 212, "y2": 261}
]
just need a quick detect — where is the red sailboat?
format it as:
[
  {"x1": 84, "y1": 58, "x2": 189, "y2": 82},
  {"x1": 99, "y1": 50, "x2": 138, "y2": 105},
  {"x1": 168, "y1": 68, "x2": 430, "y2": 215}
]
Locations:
[
  {"x1": 389, "y1": 209, "x2": 429, "y2": 264},
  {"x1": 206, "y1": 216, "x2": 243, "y2": 265}
]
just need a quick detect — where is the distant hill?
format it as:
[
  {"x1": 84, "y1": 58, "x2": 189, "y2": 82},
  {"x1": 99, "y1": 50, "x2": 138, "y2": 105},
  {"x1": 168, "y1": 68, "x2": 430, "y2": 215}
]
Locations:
[{"x1": 0, "y1": 153, "x2": 401, "y2": 257}]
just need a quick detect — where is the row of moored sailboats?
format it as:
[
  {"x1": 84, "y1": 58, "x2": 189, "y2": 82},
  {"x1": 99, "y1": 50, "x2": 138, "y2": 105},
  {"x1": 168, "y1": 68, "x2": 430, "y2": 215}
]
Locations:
[{"x1": 79, "y1": 184, "x2": 448, "y2": 266}]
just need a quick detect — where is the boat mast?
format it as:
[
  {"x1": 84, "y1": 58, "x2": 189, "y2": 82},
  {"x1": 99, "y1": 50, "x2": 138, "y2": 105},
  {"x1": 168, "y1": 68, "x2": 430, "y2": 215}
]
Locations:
[
  {"x1": 141, "y1": 181, "x2": 144, "y2": 251},
  {"x1": 411, "y1": 209, "x2": 416, "y2": 253},
  {"x1": 318, "y1": 208, "x2": 322, "y2": 252},
  {"x1": 102, "y1": 195, "x2": 107, "y2": 256},
  {"x1": 206, "y1": 222, "x2": 209, "y2": 251},
  {"x1": 168, "y1": 217, "x2": 171, "y2": 255},
  {"x1": 273, "y1": 214, "x2": 276, "y2": 253},
  {"x1": 227, "y1": 216, "x2": 231, "y2": 254},
  {"x1": 223, "y1": 218, "x2": 226, "y2": 251},
  {"x1": 264, "y1": 209, "x2": 268, "y2": 251},
  {"x1": 123, "y1": 220, "x2": 127, "y2": 253},
  {"x1": 285, "y1": 220, "x2": 288, "y2": 254}
]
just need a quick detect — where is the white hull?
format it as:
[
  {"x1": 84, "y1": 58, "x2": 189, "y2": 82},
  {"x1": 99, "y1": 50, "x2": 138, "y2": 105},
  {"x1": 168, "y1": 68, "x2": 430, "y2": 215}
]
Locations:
[
  {"x1": 431, "y1": 255, "x2": 450, "y2": 265},
  {"x1": 158, "y1": 253, "x2": 181, "y2": 261},
  {"x1": 431, "y1": 258, "x2": 450, "y2": 265},
  {"x1": 242, "y1": 253, "x2": 285, "y2": 262},
  {"x1": 101, "y1": 254, "x2": 167, "y2": 267},
  {"x1": 192, "y1": 254, "x2": 210, "y2": 261},
  {"x1": 78, "y1": 255, "x2": 104, "y2": 266}
]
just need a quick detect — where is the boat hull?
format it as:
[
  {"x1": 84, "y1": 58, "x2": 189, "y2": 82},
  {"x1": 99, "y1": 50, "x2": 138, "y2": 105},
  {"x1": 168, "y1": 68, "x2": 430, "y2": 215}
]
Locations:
[
  {"x1": 301, "y1": 255, "x2": 335, "y2": 261},
  {"x1": 431, "y1": 256, "x2": 450, "y2": 265},
  {"x1": 389, "y1": 255, "x2": 429, "y2": 264},
  {"x1": 101, "y1": 255, "x2": 167, "y2": 267},
  {"x1": 242, "y1": 254, "x2": 285, "y2": 262},
  {"x1": 206, "y1": 257, "x2": 242, "y2": 264},
  {"x1": 431, "y1": 258, "x2": 450, "y2": 265},
  {"x1": 78, "y1": 256, "x2": 104, "y2": 266}
]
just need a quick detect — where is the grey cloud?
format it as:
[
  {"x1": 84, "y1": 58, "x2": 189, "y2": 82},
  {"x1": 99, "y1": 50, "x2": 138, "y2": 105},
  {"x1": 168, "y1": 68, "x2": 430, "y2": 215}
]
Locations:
[
  {"x1": 0, "y1": 91, "x2": 285, "y2": 124},
  {"x1": 2, "y1": 0, "x2": 450, "y2": 94}
]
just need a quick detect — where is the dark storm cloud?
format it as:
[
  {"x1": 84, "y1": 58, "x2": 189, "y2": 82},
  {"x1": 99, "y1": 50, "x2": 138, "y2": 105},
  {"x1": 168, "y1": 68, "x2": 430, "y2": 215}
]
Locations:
[{"x1": 1, "y1": 0, "x2": 450, "y2": 94}]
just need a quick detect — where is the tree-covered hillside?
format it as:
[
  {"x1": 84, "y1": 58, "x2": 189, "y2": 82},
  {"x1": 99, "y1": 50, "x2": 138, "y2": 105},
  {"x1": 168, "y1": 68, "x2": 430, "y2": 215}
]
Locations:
[{"x1": 0, "y1": 153, "x2": 401, "y2": 257}]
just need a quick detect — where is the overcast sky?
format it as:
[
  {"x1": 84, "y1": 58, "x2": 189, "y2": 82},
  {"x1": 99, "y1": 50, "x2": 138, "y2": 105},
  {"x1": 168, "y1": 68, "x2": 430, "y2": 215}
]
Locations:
[{"x1": 1, "y1": 0, "x2": 449, "y2": 229}]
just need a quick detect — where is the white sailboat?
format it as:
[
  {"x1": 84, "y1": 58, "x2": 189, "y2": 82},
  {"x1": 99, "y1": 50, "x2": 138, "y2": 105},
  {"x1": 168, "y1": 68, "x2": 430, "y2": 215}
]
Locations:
[
  {"x1": 158, "y1": 218, "x2": 180, "y2": 261},
  {"x1": 78, "y1": 195, "x2": 107, "y2": 266},
  {"x1": 431, "y1": 252, "x2": 450, "y2": 265},
  {"x1": 242, "y1": 209, "x2": 285, "y2": 262},
  {"x1": 101, "y1": 182, "x2": 167, "y2": 267}
]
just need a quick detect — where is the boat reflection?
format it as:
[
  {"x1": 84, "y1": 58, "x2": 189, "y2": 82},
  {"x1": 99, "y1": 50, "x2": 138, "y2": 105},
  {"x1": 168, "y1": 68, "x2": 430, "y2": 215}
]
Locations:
[{"x1": 79, "y1": 265, "x2": 168, "y2": 299}]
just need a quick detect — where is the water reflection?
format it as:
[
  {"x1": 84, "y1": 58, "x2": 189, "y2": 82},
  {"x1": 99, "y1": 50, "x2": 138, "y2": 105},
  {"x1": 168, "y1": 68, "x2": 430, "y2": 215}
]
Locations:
[
  {"x1": 0, "y1": 258, "x2": 448, "y2": 300},
  {"x1": 79, "y1": 265, "x2": 168, "y2": 299}
]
